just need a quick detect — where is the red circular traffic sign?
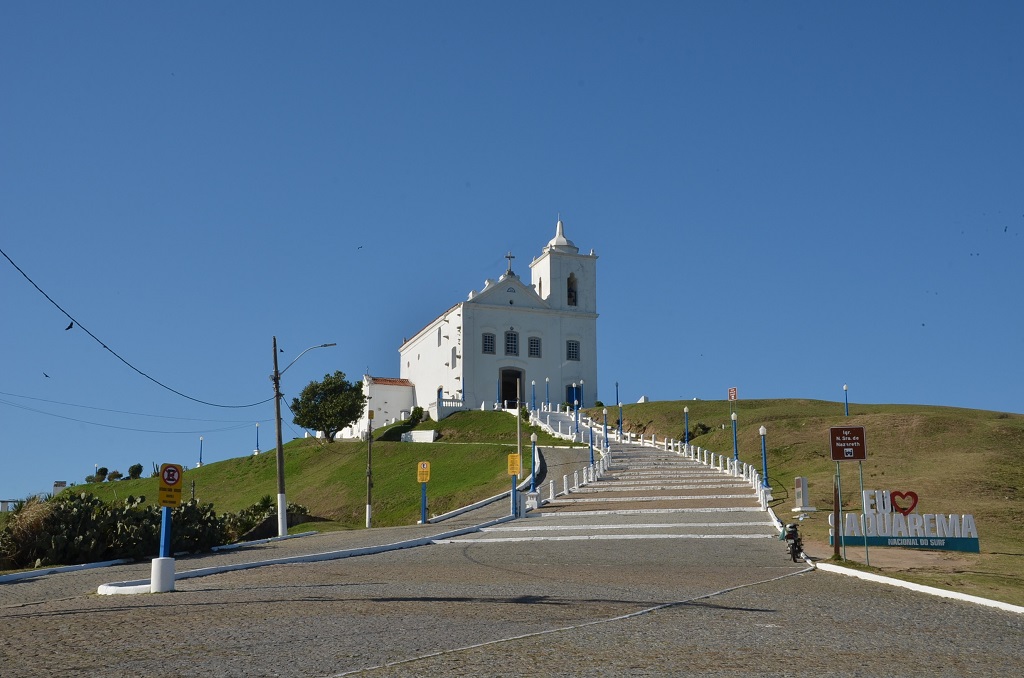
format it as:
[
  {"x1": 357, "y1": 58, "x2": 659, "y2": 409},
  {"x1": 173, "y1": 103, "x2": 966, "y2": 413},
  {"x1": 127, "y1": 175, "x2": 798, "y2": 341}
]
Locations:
[{"x1": 162, "y1": 466, "x2": 181, "y2": 486}]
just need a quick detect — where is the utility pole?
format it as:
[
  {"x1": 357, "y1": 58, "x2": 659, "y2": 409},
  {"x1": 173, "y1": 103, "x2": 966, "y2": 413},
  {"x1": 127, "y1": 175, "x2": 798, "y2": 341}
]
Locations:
[
  {"x1": 366, "y1": 409, "x2": 374, "y2": 528},
  {"x1": 273, "y1": 336, "x2": 287, "y2": 537}
]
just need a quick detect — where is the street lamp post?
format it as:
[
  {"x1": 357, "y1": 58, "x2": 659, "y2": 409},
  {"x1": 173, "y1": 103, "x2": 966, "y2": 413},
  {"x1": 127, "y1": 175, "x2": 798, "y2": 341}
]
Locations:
[
  {"x1": 588, "y1": 425, "x2": 594, "y2": 466},
  {"x1": 545, "y1": 377, "x2": 550, "y2": 410},
  {"x1": 531, "y1": 380, "x2": 536, "y2": 412},
  {"x1": 580, "y1": 379, "x2": 585, "y2": 409},
  {"x1": 574, "y1": 399, "x2": 580, "y2": 434},
  {"x1": 530, "y1": 432, "x2": 538, "y2": 492},
  {"x1": 731, "y1": 412, "x2": 739, "y2": 462},
  {"x1": 759, "y1": 425, "x2": 769, "y2": 489},
  {"x1": 272, "y1": 337, "x2": 336, "y2": 538},
  {"x1": 602, "y1": 408, "x2": 608, "y2": 450},
  {"x1": 254, "y1": 422, "x2": 260, "y2": 455},
  {"x1": 198, "y1": 436, "x2": 204, "y2": 468},
  {"x1": 618, "y1": 401, "x2": 623, "y2": 440},
  {"x1": 684, "y1": 406, "x2": 689, "y2": 448},
  {"x1": 843, "y1": 383, "x2": 849, "y2": 417}
]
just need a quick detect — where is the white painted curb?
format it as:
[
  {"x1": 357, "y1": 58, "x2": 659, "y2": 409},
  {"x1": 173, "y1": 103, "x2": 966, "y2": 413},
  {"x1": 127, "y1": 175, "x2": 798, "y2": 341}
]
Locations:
[
  {"x1": 0, "y1": 558, "x2": 133, "y2": 584},
  {"x1": 815, "y1": 562, "x2": 1024, "y2": 615}
]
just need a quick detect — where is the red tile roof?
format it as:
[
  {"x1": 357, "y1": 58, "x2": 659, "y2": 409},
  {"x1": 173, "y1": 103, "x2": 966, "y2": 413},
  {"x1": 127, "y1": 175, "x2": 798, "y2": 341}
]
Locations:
[{"x1": 369, "y1": 377, "x2": 414, "y2": 387}]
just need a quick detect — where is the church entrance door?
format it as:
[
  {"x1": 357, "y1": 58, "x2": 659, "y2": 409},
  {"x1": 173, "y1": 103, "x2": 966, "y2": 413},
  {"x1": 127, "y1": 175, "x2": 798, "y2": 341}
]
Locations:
[{"x1": 499, "y1": 368, "x2": 524, "y2": 409}]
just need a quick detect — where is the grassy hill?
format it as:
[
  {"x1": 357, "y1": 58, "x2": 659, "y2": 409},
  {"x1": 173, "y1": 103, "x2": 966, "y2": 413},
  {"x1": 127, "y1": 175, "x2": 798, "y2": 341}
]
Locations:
[
  {"x1": 65, "y1": 411, "x2": 570, "y2": 529},
  {"x1": 607, "y1": 398, "x2": 1024, "y2": 605},
  {"x1": 37, "y1": 400, "x2": 1024, "y2": 605}
]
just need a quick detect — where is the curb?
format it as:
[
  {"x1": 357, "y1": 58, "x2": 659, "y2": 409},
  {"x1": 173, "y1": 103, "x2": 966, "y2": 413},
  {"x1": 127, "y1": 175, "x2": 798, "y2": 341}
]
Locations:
[
  {"x1": 0, "y1": 558, "x2": 134, "y2": 584},
  {"x1": 97, "y1": 514, "x2": 516, "y2": 595},
  {"x1": 814, "y1": 561, "x2": 1024, "y2": 615}
]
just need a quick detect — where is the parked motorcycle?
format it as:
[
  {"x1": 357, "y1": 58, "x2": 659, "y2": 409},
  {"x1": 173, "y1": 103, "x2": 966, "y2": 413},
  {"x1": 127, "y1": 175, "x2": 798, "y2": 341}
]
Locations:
[{"x1": 782, "y1": 523, "x2": 803, "y2": 562}]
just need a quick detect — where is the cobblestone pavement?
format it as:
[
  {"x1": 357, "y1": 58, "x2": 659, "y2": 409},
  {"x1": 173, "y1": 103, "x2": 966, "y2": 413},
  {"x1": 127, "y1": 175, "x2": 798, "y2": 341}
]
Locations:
[{"x1": 2, "y1": 445, "x2": 1020, "y2": 677}]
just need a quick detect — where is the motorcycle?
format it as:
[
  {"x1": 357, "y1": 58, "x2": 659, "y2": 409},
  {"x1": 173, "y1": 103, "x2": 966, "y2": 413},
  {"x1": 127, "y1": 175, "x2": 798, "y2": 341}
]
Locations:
[{"x1": 783, "y1": 523, "x2": 803, "y2": 562}]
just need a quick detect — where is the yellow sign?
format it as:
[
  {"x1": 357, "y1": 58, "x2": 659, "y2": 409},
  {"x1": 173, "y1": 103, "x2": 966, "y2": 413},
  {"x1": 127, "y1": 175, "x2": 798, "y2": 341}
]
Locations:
[
  {"x1": 417, "y1": 461, "x2": 430, "y2": 483},
  {"x1": 507, "y1": 454, "x2": 520, "y2": 476},
  {"x1": 158, "y1": 463, "x2": 184, "y2": 508}
]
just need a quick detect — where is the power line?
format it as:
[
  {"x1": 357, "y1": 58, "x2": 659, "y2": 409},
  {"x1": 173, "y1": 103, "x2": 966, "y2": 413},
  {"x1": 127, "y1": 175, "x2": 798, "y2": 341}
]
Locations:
[
  {"x1": 0, "y1": 390, "x2": 266, "y2": 423},
  {"x1": 1, "y1": 246, "x2": 272, "y2": 409},
  {"x1": 0, "y1": 397, "x2": 260, "y2": 434}
]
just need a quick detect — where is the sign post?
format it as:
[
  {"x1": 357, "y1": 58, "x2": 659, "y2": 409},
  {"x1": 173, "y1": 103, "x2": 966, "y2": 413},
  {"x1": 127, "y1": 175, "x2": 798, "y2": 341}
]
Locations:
[
  {"x1": 508, "y1": 453, "x2": 520, "y2": 517},
  {"x1": 829, "y1": 427, "x2": 868, "y2": 563},
  {"x1": 417, "y1": 461, "x2": 430, "y2": 524},
  {"x1": 153, "y1": 463, "x2": 183, "y2": 593}
]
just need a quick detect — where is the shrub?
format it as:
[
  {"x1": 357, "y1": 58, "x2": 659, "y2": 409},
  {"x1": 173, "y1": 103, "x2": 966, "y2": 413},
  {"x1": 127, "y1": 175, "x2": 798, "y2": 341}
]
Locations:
[
  {"x1": 409, "y1": 406, "x2": 424, "y2": 426},
  {"x1": 107, "y1": 470, "x2": 123, "y2": 481},
  {"x1": 0, "y1": 492, "x2": 228, "y2": 569},
  {"x1": 128, "y1": 463, "x2": 144, "y2": 480},
  {"x1": 223, "y1": 496, "x2": 310, "y2": 542}
]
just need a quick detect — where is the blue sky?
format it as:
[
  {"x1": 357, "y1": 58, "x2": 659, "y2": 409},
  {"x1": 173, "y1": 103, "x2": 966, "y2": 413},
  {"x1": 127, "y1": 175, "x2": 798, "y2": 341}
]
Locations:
[{"x1": 2, "y1": 2, "x2": 1021, "y2": 500}]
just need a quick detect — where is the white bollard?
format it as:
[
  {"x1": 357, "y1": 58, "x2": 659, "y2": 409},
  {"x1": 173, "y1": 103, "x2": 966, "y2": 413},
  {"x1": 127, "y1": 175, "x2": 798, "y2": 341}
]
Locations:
[
  {"x1": 563, "y1": 474, "x2": 569, "y2": 495},
  {"x1": 150, "y1": 557, "x2": 175, "y2": 593},
  {"x1": 573, "y1": 470, "x2": 580, "y2": 490},
  {"x1": 549, "y1": 479, "x2": 555, "y2": 502}
]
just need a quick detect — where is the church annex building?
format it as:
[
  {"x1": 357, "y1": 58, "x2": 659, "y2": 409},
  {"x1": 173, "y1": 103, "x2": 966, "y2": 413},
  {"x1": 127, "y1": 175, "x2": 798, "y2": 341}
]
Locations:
[{"x1": 340, "y1": 219, "x2": 599, "y2": 439}]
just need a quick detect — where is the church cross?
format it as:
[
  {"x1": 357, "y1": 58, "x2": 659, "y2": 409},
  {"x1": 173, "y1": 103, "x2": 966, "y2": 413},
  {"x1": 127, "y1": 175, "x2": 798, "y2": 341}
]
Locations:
[{"x1": 504, "y1": 251, "x2": 515, "y2": 274}]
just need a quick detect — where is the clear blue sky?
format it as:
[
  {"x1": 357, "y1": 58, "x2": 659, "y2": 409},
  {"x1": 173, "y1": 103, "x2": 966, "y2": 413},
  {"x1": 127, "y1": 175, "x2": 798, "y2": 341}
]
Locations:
[{"x1": 2, "y1": 2, "x2": 1021, "y2": 500}]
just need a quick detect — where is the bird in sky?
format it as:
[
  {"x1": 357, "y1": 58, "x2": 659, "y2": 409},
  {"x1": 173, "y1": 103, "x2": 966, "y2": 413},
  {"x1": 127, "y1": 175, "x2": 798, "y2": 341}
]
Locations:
[
  {"x1": 43, "y1": 372, "x2": 50, "y2": 378},
  {"x1": 65, "y1": 321, "x2": 74, "y2": 330}
]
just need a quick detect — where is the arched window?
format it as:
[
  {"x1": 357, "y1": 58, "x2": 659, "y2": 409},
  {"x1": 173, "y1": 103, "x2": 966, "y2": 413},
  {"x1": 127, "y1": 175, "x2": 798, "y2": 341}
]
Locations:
[{"x1": 567, "y1": 273, "x2": 578, "y2": 307}]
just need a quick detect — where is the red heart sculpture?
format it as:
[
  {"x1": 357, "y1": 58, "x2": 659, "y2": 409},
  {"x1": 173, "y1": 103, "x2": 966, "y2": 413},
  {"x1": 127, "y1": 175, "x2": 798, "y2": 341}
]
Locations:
[{"x1": 890, "y1": 491, "x2": 918, "y2": 515}]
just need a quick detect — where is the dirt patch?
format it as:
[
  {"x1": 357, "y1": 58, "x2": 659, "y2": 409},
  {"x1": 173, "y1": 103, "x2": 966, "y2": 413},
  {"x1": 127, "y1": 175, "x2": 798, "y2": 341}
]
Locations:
[{"x1": 804, "y1": 538, "x2": 974, "y2": 572}]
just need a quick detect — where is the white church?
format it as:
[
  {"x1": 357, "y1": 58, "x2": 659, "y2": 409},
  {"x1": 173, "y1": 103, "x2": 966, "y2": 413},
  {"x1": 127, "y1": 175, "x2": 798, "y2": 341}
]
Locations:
[{"x1": 340, "y1": 218, "x2": 599, "y2": 438}]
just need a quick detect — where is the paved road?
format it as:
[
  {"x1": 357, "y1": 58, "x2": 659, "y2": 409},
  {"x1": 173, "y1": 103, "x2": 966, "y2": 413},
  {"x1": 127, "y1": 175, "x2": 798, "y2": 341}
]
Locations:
[{"x1": 2, "y1": 444, "x2": 1020, "y2": 677}]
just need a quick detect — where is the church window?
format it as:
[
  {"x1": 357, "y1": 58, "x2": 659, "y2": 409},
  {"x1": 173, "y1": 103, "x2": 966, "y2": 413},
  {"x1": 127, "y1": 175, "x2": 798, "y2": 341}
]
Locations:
[
  {"x1": 451, "y1": 347, "x2": 458, "y2": 368},
  {"x1": 505, "y1": 331, "x2": 519, "y2": 356},
  {"x1": 528, "y1": 336, "x2": 542, "y2": 358},
  {"x1": 566, "y1": 340, "x2": 581, "y2": 361},
  {"x1": 482, "y1": 333, "x2": 496, "y2": 355},
  {"x1": 567, "y1": 273, "x2": 578, "y2": 307}
]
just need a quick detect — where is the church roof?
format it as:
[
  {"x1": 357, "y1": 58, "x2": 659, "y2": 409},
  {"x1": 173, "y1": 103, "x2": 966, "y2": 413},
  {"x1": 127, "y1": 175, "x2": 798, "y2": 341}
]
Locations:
[
  {"x1": 545, "y1": 217, "x2": 579, "y2": 254},
  {"x1": 369, "y1": 376, "x2": 414, "y2": 387}
]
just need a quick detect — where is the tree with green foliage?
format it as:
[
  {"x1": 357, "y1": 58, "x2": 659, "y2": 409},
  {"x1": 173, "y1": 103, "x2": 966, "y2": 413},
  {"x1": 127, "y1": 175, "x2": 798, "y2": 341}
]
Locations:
[
  {"x1": 95, "y1": 467, "x2": 108, "y2": 482},
  {"x1": 128, "y1": 463, "x2": 144, "y2": 480},
  {"x1": 290, "y1": 371, "x2": 366, "y2": 443}
]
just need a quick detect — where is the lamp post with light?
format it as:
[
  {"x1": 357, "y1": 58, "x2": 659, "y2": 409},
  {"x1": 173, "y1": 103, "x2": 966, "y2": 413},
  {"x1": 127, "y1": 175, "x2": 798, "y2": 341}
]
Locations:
[
  {"x1": 759, "y1": 425, "x2": 769, "y2": 489},
  {"x1": 580, "y1": 379, "x2": 585, "y2": 409},
  {"x1": 684, "y1": 406, "x2": 689, "y2": 448},
  {"x1": 602, "y1": 408, "x2": 608, "y2": 450},
  {"x1": 574, "y1": 399, "x2": 580, "y2": 434},
  {"x1": 531, "y1": 380, "x2": 536, "y2": 412},
  {"x1": 545, "y1": 377, "x2": 550, "y2": 410},
  {"x1": 530, "y1": 432, "x2": 538, "y2": 493},
  {"x1": 843, "y1": 383, "x2": 849, "y2": 417},
  {"x1": 272, "y1": 337, "x2": 336, "y2": 538},
  {"x1": 731, "y1": 412, "x2": 739, "y2": 462}
]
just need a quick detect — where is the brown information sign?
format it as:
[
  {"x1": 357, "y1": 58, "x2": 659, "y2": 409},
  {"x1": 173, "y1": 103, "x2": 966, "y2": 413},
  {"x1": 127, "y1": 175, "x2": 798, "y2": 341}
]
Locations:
[{"x1": 829, "y1": 427, "x2": 867, "y2": 461}]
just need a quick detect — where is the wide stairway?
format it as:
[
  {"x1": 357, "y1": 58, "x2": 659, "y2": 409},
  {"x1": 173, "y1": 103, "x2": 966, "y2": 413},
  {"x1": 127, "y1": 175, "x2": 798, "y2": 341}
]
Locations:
[{"x1": 466, "y1": 442, "x2": 776, "y2": 545}]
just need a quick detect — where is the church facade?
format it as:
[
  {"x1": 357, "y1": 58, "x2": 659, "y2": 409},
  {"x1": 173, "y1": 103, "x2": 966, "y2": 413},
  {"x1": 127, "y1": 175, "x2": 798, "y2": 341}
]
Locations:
[{"x1": 341, "y1": 218, "x2": 598, "y2": 438}]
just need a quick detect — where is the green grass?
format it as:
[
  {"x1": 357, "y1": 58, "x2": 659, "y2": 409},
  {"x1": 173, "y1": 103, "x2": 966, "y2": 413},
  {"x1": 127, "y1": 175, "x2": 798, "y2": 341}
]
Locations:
[{"x1": 595, "y1": 398, "x2": 1024, "y2": 606}]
